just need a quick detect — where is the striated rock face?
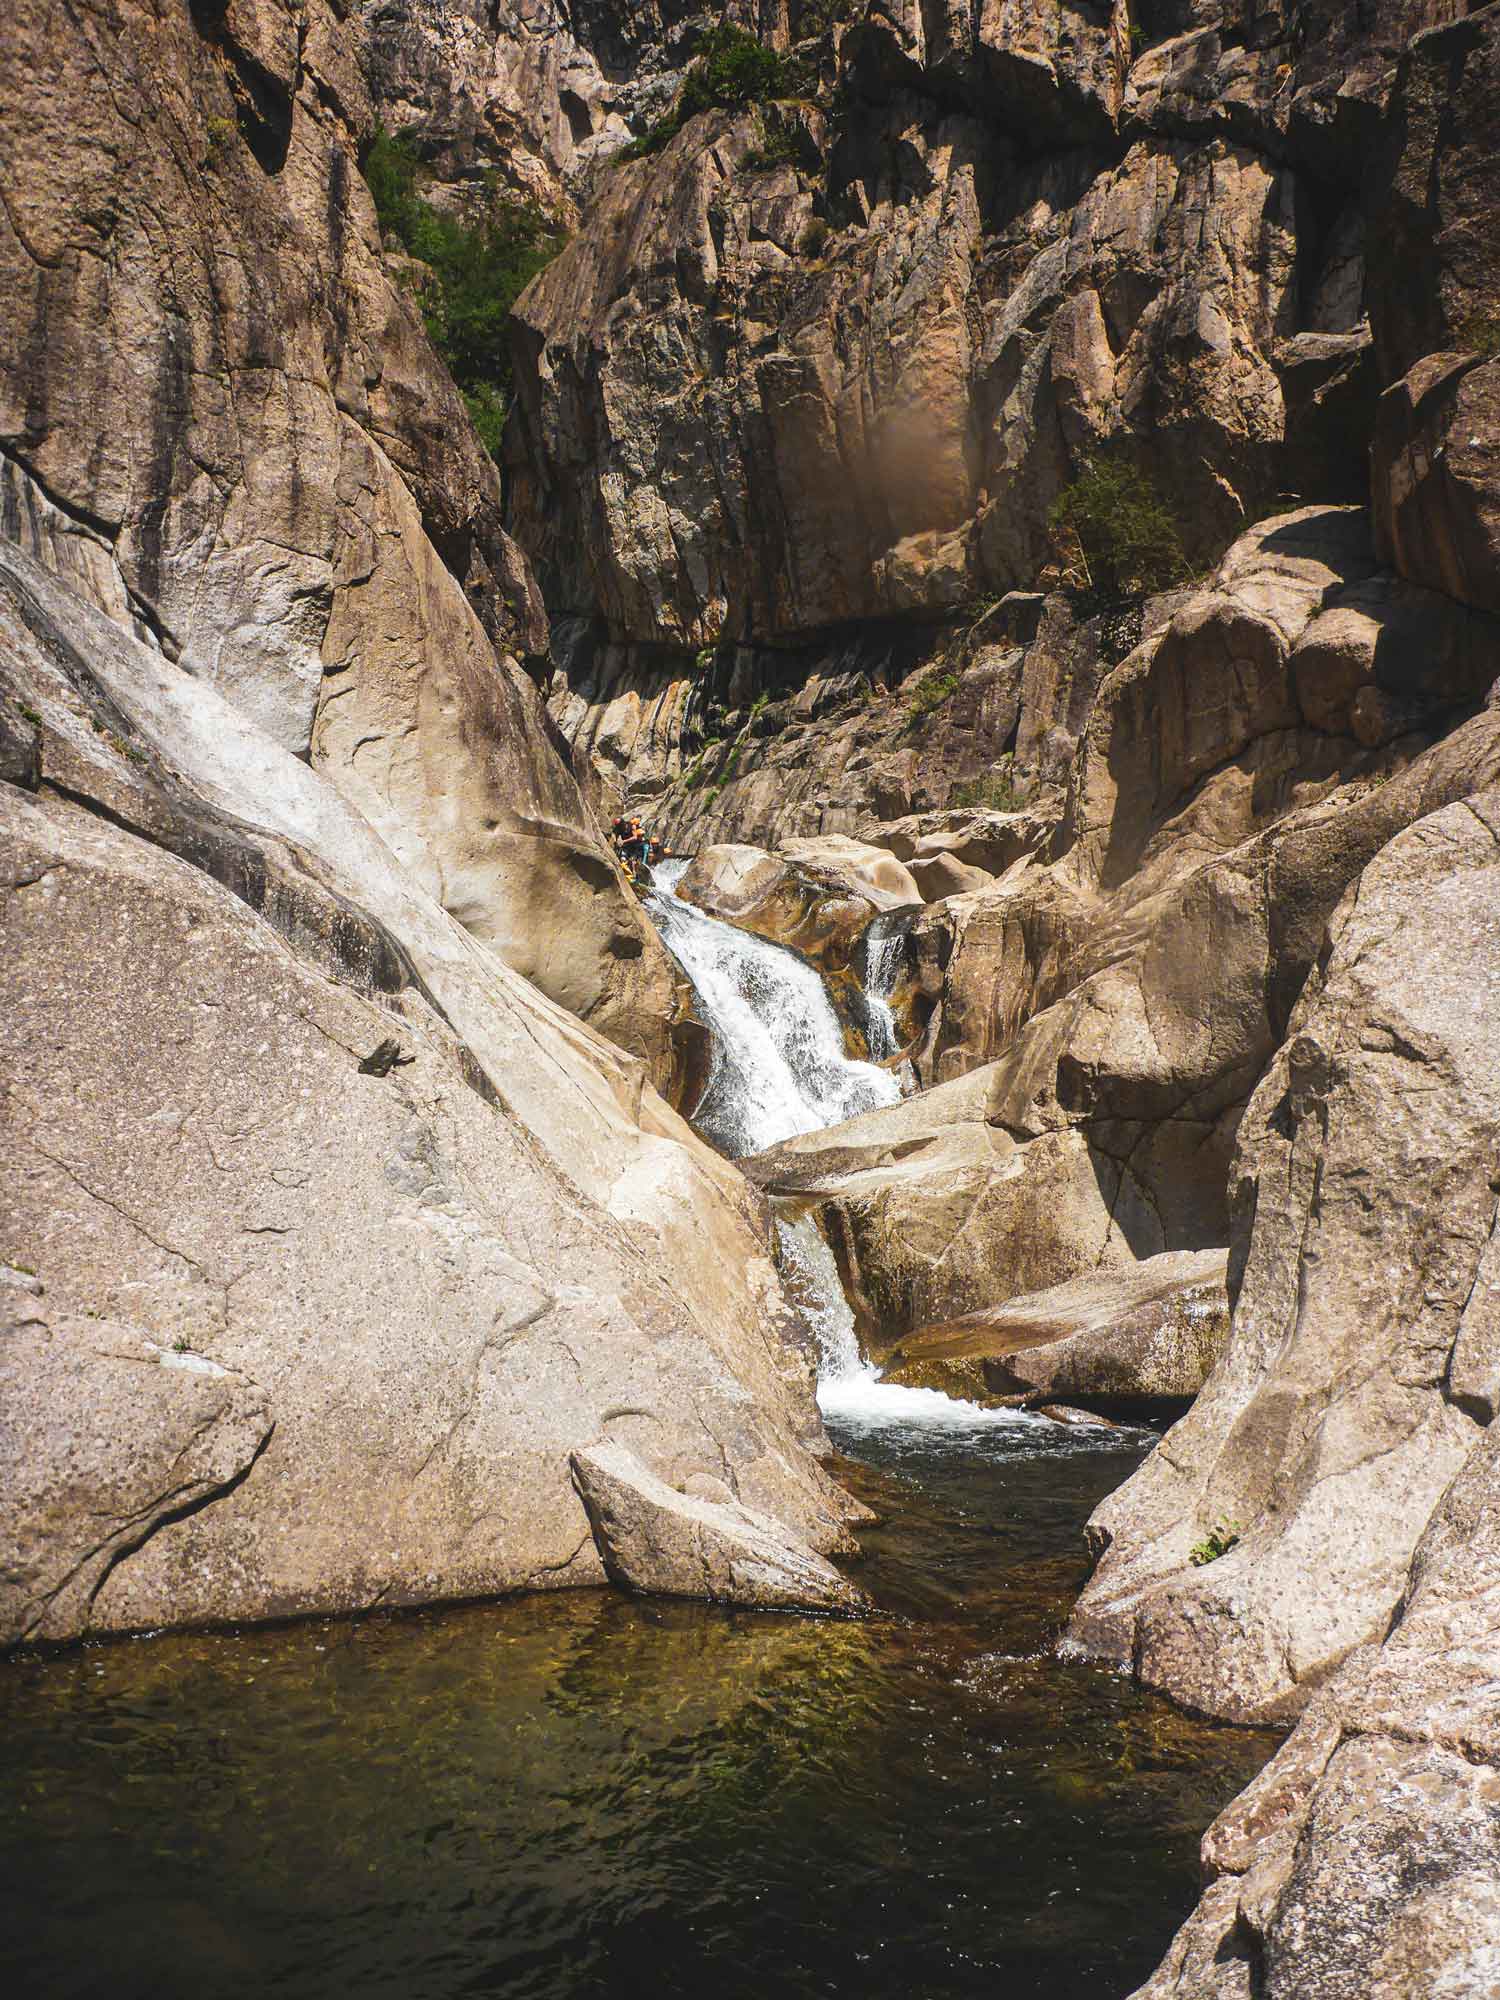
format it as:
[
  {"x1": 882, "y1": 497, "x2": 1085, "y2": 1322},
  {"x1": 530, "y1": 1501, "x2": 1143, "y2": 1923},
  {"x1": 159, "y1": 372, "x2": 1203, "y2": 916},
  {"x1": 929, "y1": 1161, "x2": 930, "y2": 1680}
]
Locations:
[
  {"x1": 1128, "y1": 1382, "x2": 1500, "y2": 1998},
  {"x1": 0, "y1": 0, "x2": 693, "y2": 1093},
  {"x1": 355, "y1": 0, "x2": 772, "y2": 218},
  {"x1": 1067, "y1": 785, "x2": 1500, "y2": 1725},
  {"x1": 0, "y1": 541, "x2": 864, "y2": 1645},
  {"x1": 508, "y1": 50, "x2": 1318, "y2": 650}
]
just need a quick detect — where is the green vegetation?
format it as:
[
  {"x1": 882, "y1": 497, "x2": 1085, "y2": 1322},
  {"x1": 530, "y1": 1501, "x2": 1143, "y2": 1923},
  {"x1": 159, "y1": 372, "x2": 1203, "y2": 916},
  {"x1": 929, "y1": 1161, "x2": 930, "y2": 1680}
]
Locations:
[
  {"x1": 361, "y1": 124, "x2": 566, "y2": 458},
  {"x1": 743, "y1": 116, "x2": 802, "y2": 173},
  {"x1": 1189, "y1": 1521, "x2": 1241, "y2": 1568},
  {"x1": 17, "y1": 703, "x2": 42, "y2": 727},
  {"x1": 799, "y1": 216, "x2": 831, "y2": 259},
  {"x1": 901, "y1": 667, "x2": 960, "y2": 736},
  {"x1": 1050, "y1": 451, "x2": 1188, "y2": 600},
  {"x1": 621, "y1": 25, "x2": 812, "y2": 160},
  {"x1": 951, "y1": 769, "x2": 1026, "y2": 812}
]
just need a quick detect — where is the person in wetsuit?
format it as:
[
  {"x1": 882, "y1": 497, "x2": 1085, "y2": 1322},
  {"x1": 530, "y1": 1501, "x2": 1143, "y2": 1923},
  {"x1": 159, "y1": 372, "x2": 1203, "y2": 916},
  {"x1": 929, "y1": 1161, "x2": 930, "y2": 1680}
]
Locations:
[{"x1": 611, "y1": 814, "x2": 653, "y2": 876}]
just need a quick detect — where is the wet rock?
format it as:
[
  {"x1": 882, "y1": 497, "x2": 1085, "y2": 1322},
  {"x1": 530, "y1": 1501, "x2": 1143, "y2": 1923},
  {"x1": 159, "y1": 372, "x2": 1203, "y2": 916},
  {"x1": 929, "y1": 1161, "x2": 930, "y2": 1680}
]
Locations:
[
  {"x1": 571, "y1": 1441, "x2": 867, "y2": 1615},
  {"x1": 883, "y1": 1250, "x2": 1229, "y2": 1411}
]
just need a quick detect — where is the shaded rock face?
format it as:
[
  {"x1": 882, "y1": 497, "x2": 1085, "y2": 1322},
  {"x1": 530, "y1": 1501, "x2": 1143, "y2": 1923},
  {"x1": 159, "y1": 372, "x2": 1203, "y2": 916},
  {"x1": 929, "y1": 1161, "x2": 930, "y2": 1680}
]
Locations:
[
  {"x1": 1365, "y1": 8, "x2": 1500, "y2": 619},
  {"x1": 0, "y1": 542, "x2": 863, "y2": 1646},
  {"x1": 0, "y1": 0, "x2": 693, "y2": 1095},
  {"x1": 505, "y1": 1, "x2": 1465, "y2": 669},
  {"x1": 508, "y1": 68, "x2": 1311, "y2": 649}
]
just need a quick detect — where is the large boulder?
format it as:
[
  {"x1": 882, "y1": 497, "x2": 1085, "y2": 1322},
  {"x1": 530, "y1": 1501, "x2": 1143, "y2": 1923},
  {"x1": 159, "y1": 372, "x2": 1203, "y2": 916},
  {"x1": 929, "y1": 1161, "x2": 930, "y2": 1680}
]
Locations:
[
  {"x1": 1067, "y1": 784, "x2": 1500, "y2": 1725},
  {"x1": 882, "y1": 1250, "x2": 1230, "y2": 1411},
  {"x1": 0, "y1": 541, "x2": 864, "y2": 1647},
  {"x1": 570, "y1": 1441, "x2": 867, "y2": 1614},
  {"x1": 1127, "y1": 1417, "x2": 1500, "y2": 1999}
]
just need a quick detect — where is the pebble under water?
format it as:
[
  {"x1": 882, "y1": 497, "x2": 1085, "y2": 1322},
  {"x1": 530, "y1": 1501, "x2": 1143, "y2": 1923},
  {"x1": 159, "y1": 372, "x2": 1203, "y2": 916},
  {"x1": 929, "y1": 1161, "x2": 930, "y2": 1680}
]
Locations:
[{"x1": 0, "y1": 1420, "x2": 1277, "y2": 2000}]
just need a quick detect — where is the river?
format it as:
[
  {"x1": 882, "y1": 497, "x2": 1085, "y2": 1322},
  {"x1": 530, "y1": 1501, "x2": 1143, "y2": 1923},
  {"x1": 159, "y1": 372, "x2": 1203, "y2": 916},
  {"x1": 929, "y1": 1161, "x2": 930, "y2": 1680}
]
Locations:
[{"x1": 0, "y1": 865, "x2": 1276, "y2": 2000}]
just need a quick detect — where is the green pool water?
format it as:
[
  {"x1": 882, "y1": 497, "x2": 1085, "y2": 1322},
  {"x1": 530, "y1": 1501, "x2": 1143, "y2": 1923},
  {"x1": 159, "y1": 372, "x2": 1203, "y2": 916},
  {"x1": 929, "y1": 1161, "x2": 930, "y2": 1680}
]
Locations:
[{"x1": 0, "y1": 1418, "x2": 1276, "y2": 2000}]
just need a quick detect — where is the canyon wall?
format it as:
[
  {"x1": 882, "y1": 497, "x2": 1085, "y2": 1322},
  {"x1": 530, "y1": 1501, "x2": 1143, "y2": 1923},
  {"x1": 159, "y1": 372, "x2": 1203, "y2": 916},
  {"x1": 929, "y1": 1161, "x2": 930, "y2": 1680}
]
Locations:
[
  {"x1": 5, "y1": 2, "x2": 1500, "y2": 1991},
  {"x1": 0, "y1": 0, "x2": 868, "y2": 1646}
]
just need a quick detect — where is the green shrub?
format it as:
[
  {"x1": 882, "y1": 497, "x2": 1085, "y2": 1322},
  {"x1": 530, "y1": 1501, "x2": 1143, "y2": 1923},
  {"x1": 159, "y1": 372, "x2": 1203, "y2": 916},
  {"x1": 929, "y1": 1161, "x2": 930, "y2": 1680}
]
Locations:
[
  {"x1": 1455, "y1": 309, "x2": 1500, "y2": 360},
  {"x1": 743, "y1": 116, "x2": 802, "y2": 173},
  {"x1": 360, "y1": 124, "x2": 565, "y2": 458},
  {"x1": 463, "y1": 383, "x2": 510, "y2": 459},
  {"x1": 951, "y1": 770, "x2": 1026, "y2": 812},
  {"x1": 680, "y1": 24, "x2": 807, "y2": 117},
  {"x1": 900, "y1": 667, "x2": 960, "y2": 736},
  {"x1": 1050, "y1": 451, "x2": 1188, "y2": 599},
  {"x1": 799, "y1": 215, "x2": 831, "y2": 259},
  {"x1": 620, "y1": 26, "x2": 810, "y2": 161},
  {"x1": 1189, "y1": 1521, "x2": 1241, "y2": 1567}
]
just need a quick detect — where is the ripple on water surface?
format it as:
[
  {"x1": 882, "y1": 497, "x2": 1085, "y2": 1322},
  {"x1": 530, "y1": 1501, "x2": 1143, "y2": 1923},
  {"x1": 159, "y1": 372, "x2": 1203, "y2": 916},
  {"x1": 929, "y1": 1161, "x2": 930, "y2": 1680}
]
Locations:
[{"x1": 0, "y1": 1426, "x2": 1277, "y2": 2000}]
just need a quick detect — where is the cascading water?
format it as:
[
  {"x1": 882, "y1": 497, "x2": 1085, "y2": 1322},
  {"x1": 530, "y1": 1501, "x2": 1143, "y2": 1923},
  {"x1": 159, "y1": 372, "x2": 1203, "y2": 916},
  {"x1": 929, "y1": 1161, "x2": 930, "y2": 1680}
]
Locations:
[
  {"x1": 644, "y1": 859, "x2": 901, "y2": 1157},
  {"x1": 776, "y1": 1211, "x2": 1040, "y2": 1431},
  {"x1": 646, "y1": 861, "x2": 1040, "y2": 1432},
  {"x1": 857, "y1": 912, "x2": 909, "y2": 1065}
]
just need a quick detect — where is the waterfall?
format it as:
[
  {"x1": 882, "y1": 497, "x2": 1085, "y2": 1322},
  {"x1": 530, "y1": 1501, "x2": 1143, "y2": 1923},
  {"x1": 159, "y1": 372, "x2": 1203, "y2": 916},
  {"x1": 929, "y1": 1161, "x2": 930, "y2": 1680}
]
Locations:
[
  {"x1": 777, "y1": 1211, "x2": 1036, "y2": 1430},
  {"x1": 644, "y1": 859, "x2": 901, "y2": 1158},
  {"x1": 857, "y1": 912, "x2": 908, "y2": 1064},
  {"x1": 647, "y1": 861, "x2": 1038, "y2": 1432}
]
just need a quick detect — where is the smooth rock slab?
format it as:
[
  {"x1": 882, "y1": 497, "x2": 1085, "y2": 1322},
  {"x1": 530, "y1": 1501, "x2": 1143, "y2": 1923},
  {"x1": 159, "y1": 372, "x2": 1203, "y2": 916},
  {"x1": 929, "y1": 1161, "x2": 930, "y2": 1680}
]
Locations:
[
  {"x1": 882, "y1": 1250, "x2": 1230, "y2": 1410},
  {"x1": 571, "y1": 1443, "x2": 867, "y2": 1615}
]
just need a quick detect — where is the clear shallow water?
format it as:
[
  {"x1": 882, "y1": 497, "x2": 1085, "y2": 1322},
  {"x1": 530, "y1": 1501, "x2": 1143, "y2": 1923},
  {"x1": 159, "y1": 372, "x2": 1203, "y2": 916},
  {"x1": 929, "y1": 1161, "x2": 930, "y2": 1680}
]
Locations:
[
  {"x1": 0, "y1": 1425, "x2": 1276, "y2": 2000},
  {"x1": 0, "y1": 869, "x2": 1274, "y2": 1998}
]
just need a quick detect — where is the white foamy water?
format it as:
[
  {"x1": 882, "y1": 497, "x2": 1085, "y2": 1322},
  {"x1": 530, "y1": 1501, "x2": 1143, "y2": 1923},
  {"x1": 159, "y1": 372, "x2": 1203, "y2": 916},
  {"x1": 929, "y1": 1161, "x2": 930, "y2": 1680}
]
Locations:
[
  {"x1": 644, "y1": 859, "x2": 901, "y2": 1157},
  {"x1": 776, "y1": 1211, "x2": 1045, "y2": 1434},
  {"x1": 645, "y1": 858, "x2": 1052, "y2": 1432},
  {"x1": 858, "y1": 913, "x2": 908, "y2": 1066}
]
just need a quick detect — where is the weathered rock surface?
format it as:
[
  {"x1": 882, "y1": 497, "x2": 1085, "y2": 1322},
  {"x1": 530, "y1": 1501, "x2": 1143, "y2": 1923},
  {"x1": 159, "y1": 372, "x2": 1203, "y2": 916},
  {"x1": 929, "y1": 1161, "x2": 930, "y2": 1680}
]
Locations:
[
  {"x1": 571, "y1": 1440, "x2": 867, "y2": 1613},
  {"x1": 1365, "y1": 6, "x2": 1500, "y2": 620},
  {"x1": 0, "y1": 540, "x2": 862, "y2": 1646},
  {"x1": 745, "y1": 512, "x2": 1500, "y2": 1353},
  {"x1": 1067, "y1": 786, "x2": 1500, "y2": 1726},
  {"x1": 0, "y1": 0, "x2": 690, "y2": 1093},
  {"x1": 1127, "y1": 1411, "x2": 1500, "y2": 1997},
  {"x1": 882, "y1": 1249, "x2": 1229, "y2": 1410},
  {"x1": 676, "y1": 837, "x2": 918, "y2": 995}
]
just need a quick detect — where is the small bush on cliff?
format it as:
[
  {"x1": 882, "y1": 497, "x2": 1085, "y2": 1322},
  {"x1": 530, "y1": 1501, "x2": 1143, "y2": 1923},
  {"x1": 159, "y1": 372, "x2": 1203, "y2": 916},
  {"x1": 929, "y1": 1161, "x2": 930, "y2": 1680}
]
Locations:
[
  {"x1": 1189, "y1": 1521, "x2": 1241, "y2": 1567},
  {"x1": 951, "y1": 768, "x2": 1026, "y2": 812},
  {"x1": 901, "y1": 666, "x2": 960, "y2": 736},
  {"x1": 361, "y1": 124, "x2": 565, "y2": 456},
  {"x1": 621, "y1": 25, "x2": 811, "y2": 159},
  {"x1": 1050, "y1": 452, "x2": 1188, "y2": 600}
]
